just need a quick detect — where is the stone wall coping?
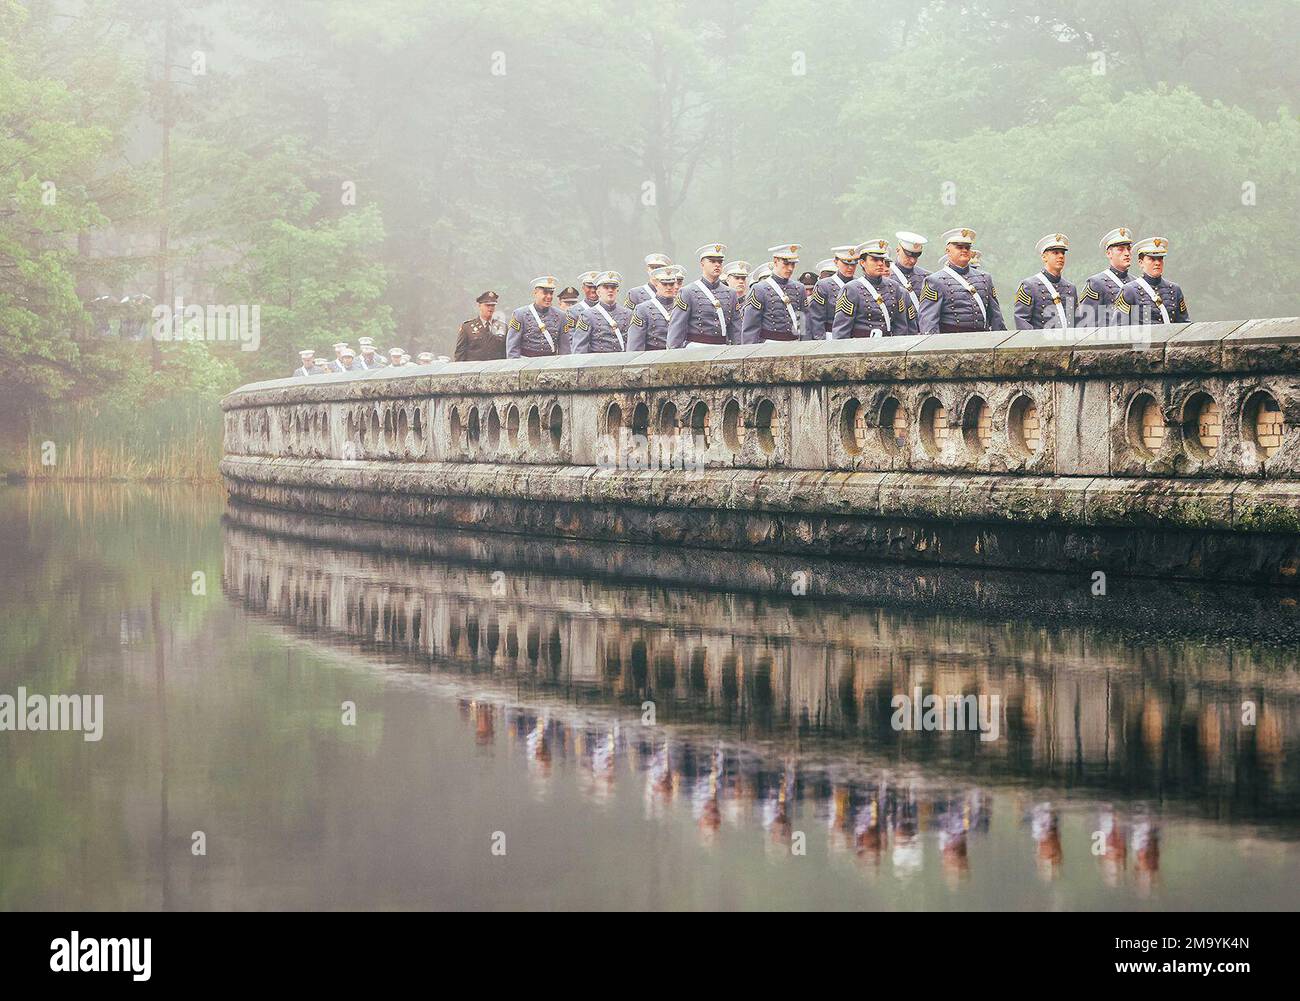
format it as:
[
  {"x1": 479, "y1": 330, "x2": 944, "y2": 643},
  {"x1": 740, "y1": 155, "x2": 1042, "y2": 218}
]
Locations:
[{"x1": 221, "y1": 318, "x2": 1297, "y2": 410}]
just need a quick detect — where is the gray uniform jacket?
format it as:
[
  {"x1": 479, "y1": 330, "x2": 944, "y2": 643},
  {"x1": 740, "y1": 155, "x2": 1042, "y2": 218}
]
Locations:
[
  {"x1": 628, "y1": 295, "x2": 675, "y2": 351},
  {"x1": 918, "y1": 264, "x2": 1005, "y2": 334},
  {"x1": 623, "y1": 283, "x2": 654, "y2": 311},
  {"x1": 890, "y1": 263, "x2": 930, "y2": 317},
  {"x1": 573, "y1": 302, "x2": 633, "y2": 353},
  {"x1": 506, "y1": 304, "x2": 573, "y2": 357},
  {"x1": 1013, "y1": 270, "x2": 1079, "y2": 329},
  {"x1": 1078, "y1": 267, "x2": 1130, "y2": 325},
  {"x1": 668, "y1": 278, "x2": 740, "y2": 348},
  {"x1": 808, "y1": 273, "x2": 854, "y2": 338},
  {"x1": 1113, "y1": 274, "x2": 1188, "y2": 325},
  {"x1": 831, "y1": 276, "x2": 917, "y2": 339},
  {"x1": 739, "y1": 275, "x2": 807, "y2": 344}
]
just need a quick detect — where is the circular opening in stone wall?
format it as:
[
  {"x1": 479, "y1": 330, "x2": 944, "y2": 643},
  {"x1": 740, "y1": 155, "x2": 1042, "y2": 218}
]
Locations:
[
  {"x1": 1243, "y1": 390, "x2": 1284, "y2": 460},
  {"x1": 721, "y1": 398, "x2": 745, "y2": 453},
  {"x1": 397, "y1": 408, "x2": 409, "y2": 450},
  {"x1": 878, "y1": 397, "x2": 907, "y2": 457},
  {"x1": 1180, "y1": 391, "x2": 1220, "y2": 460},
  {"x1": 449, "y1": 406, "x2": 462, "y2": 450},
  {"x1": 690, "y1": 400, "x2": 710, "y2": 453},
  {"x1": 754, "y1": 398, "x2": 777, "y2": 455},
  {"x1": 486, "y1": 406, "x2": 500, "y2": 451},
  {"x1": 839, "y1": 398, "x2": 865, "y2": 456},
  {"x1": 1125, "y1": 391, "x2": 1164, "y2": 459},
  {"x1": 526, "y1": 405, "x2": 541, "y2": 449},
  {"x1": 605, "y1": 401, "x2": 623, "y2": 439},
  {"x1": 548, "y1": 402, "x2": 564, "y2": 452},
  {"x1": 631, "y1": 401, "x2": 649, "y2": 439},
  {"x1": 505, "y1": 404, "x2": 520, "y2": 449},
  {"x1": 962, "y1": 395, "x2": 991, "y2": 458},
  {"x1": 412, "y1": 407, "x2": 424, "y2": 446},
  {"x1": 658, "y1": 400, "x2": 678, "y2": 436},
  {"x1": 467, "y1": 406, "x2": 481, "y2": 450},
  {"x1": 370, "y1": 409, "x2": 381, "y2": 448},
  {"x1": 383, "y1": 407, "x2": 396, "y2": 450},
  {"x1": 1008, "y1": 394, "x2": 1043, "y2": 458},
  {"x1": 919, "y1": 396, "x2": 949, "y2": 460}
]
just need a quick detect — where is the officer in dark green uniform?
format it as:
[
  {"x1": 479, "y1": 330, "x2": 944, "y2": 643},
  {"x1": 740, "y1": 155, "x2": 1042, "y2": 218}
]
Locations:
[{"x1": 454, "y1": 290, "x2": 508, "y2": 362}]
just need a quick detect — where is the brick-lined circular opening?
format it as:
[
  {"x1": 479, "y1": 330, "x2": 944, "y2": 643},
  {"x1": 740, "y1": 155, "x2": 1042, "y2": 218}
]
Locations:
[
  {"x1": 1125, "y1": 391, "x2": 1163, "y2": 459},
  {"x1": 548, "y1": 402, "x2": 564, "y2": 452},
  {"x1": 722, "y1": 398, "x2": 745, "y2": 452},
  {"x1": 879, "y1": 397, "x2": 906, "y2": 456},
  {"x1": 657, "y1": 400, "x2": 679, "y2": 435},
  {"x1": 485, "y1": 406, "x2": 500, "y2": 452},
  {"x1": 1008, "y1": 393, "x2": 1042, "y2": 458},
  {"x1": 961, "y1": 395, "x2": 991, "y2": 458},
  {"x1": 1180, "y1": 391, "x2": 1220, "y2": 459},
  {"x1": 839, "y1": 398, "x2": 866, "y2": 456},
  {"x1": 505, "y1": 404, "x2": 520, "y2": 449},
  {"x1": 605, "y1": 401, "x2": 623, "y2": 439},
  {"x1": 754, "y1": 398, "x2": 777, "y2": 455},
  {"x1": 467, "y1": 406, "x2": 481, "y2": 450},
  {"x1": 449, "y1": 406, "x2": 462, "y2": 451},
  {"x1": 919, "y1": 396, "x2": 949, "y2": 459},
  {"x1": 526, "y1": 405, "x2": 541, "y2": 449},
  {"x1": 689, "y1": 401, "x2": 710, "y2": 453},
  {"x1": 1243, "y1": 390, "x2": 1284, "y2": 459},
  {"x1": 631, "y1": 401, "x2": 649, "y2": 439}
]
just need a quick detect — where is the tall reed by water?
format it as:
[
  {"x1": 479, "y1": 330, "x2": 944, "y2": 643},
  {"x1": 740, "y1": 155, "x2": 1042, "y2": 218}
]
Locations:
[{"x1": 23, "y1": 433, "x2": 220, "y2": 482}]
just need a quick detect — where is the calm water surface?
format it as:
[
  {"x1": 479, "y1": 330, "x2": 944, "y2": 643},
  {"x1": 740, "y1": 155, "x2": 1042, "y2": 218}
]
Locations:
[{"x1": 2, "y1": 484, "x2": 1298, "y2": 910}]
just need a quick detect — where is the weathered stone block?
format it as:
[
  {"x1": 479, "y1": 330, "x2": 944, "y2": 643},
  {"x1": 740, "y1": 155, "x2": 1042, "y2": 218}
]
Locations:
[{"x1": 1054, "y1": 379, "x2": 1111, "y2": 475}]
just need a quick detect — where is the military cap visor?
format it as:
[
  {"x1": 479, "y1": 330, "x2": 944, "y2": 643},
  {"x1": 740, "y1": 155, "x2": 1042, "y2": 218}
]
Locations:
[
  {"x1": 476, "y1": 290, "x2": 500, "y2": 304},
  {"x1": 532, "y1": 276, "x2": 558, "y2": 289},
  {"x1": 895, "y1": 231, "x2": 928, "y2": 253},
  {"x1": 644, "y1": 253, "x2": 671, "y2": 267},
  {"x1": 942, "y1": 227, "x2": 977, "y2": 246},
  {"x1": 1134, "y1": 236, "x2": 1170, "y2": 257},
  {"x1": 696, "y1": 242, "x2": 727, "y2": 260},
  {"x1": 1100, "y1": 227, "x2": 1133, "y2": 252}
]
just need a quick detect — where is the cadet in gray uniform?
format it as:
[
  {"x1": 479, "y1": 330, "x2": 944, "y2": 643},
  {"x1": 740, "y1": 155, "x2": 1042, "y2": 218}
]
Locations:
[
  {"x1": 831, "y1": 239, "x2": 916, "y2": 338},
  {"x1": 890, "y1": 231, "x2": 929, "y2": 320},
  {"x1": 1013, "y1": 233, "x2": 1078, "y2": 329},
  {"x1": 628, "y1": 266, "x2": 680, "y2": 351},
  {"x1": 506, "y1": 276, "x2": 573, "y2": 357},
  {"x1": 576, "y1": 272, "x2": 600, "y2": 315},
  {"x1": 723, "y1": 260, "x2": 750, "y2": 301},
  {"x1": 1079, "y1": 227, "x2": 1133, "y2": 324},
  {"x1": 740, "y1": 243, "x2": 807, "y2": 344},
  {"x1": 668, "y1": 243, "x2": 740, "y2": 348},
  {"x1": 358, "y1": 336, "x2": 386, "y2": 369},
  {"x1": 808, "y1": 245, "x2": 859, "y2": 339},
  {"x1": 294, "y1": 349, "x2": 317, "y2": 377},
  {"x1": 918, "y1": 227, "x2": 1005, "y2": 334},
  {"x1": 572, "y1": 271, "x2": 633, "y2": 353},
  {"x1": 624, "y1": 253, "x2": 671, "y2": 310},
  {"x1": 1114, "y1": 237, "x2": 1188, "y2": 325}
]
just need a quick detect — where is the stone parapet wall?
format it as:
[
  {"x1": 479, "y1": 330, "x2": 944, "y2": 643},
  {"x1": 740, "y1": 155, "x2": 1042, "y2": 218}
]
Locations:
[
  {"x1": 220, "y1": 320, "x2": 1300, "y2": 580},
  {"x1": 224, "y1": 320, "x2": 1300, "y2": 480}
]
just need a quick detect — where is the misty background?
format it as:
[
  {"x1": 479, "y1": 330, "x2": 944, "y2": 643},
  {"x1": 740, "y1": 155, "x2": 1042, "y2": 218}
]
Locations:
[{"x1": 1, "y1": 0, "x2": 1297, "y2": 476}]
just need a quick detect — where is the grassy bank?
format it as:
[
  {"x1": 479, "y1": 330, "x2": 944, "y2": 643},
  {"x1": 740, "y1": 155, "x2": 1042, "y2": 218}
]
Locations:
[{"x1": 19, "y1": 433, "x2": 221, "y2": 483}]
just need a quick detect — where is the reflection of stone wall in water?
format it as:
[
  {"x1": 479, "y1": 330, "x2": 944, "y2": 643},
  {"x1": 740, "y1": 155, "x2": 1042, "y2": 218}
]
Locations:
[
  {"x1": 219, "y1": 319, "x2": 1300, "y2": 583},
  {"x1": 221, "y1": 513, "x2": 1300, "y2": 822}
]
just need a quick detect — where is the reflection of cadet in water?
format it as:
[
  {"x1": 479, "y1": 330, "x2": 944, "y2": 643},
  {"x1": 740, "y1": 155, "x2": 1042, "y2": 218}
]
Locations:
[
  {"x1": 1097, "y1": 807, "x2": 1128, "y2": 888},
  {"x1": 1132, "y1": 820, "x2": 1160, "y2": 894},
  {"x1": 471, "y1": 700, "x2": 494, "y2": 747},
  {"x1": 525, "y1": 714, "x2": 554, "y2": 784},
  {"x1": 827, "y1": 784, "x2": 854, "y2": 855},
  {"x1": 692, "y1": 746, "x2": 725, "y2": 841},
  {"x1": 888, "y1": 785, "x2": 923, "y2": 879},
  {"x1": 761, "y1": 763, "x2": 796, "y2": 850},
  {"x1": 938, "y1": 799, "x2": 970, "y2": 883},
  {"x1": 854, "y1": 788, "x2": 885, "y2": 869},
  {"x1": 1031, "y1": 803, "x2": 1063, "y2": 880},
  {"x1": 644, "y1": 738, "x2": 676, "y2": 819}
]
